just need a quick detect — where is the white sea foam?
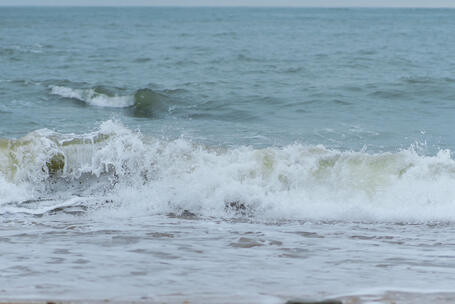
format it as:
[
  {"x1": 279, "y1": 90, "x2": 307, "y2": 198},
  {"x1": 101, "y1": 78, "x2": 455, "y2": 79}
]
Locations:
[
  {"x1": 2, "y1": 120, "x2": 455, "y2": 222},
  {"x1": 49, "y1": 85, "x2": 134, "y2": 108}
]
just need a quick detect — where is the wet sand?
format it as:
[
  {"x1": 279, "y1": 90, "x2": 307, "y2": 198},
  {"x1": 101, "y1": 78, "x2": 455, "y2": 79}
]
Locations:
[{"x1": 2, "y1": 291, "x2": 455, "y2": 304}]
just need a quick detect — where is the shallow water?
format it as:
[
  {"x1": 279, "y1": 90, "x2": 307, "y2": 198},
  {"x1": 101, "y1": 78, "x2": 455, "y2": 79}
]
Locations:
[
  {"x1": 2, "y1": 215, "x2": 455, "y2": 303},
  {"x1": 2, "y1": 7, "x2": 455, "y2": 303}
]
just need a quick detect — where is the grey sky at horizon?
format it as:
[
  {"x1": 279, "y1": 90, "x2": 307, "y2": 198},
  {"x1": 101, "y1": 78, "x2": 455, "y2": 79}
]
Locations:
[{"x1": 0, "y1": 0, "x2": 454, "y2": 7}]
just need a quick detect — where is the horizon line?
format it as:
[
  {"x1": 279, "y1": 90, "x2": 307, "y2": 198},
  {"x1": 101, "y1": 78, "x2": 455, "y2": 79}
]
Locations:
[{"x1": 1, "y1": 4, "x2": 455, "y2": 8}]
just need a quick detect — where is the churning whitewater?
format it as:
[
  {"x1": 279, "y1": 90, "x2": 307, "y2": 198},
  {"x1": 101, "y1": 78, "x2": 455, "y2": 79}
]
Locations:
[{"x1": 2, "y1": 120, "x2": 455, "y2": 222}]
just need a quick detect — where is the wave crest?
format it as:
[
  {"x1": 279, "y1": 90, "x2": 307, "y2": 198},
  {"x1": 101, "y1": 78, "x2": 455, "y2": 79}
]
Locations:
[{"x1": 50, "y1": 85, "x2": 135, "y2": 108}]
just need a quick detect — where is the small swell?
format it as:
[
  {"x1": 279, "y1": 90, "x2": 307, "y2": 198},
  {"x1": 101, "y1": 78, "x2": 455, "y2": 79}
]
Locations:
[{"x1": 131, "y1": 88, "x2": 170, "y2": 117}]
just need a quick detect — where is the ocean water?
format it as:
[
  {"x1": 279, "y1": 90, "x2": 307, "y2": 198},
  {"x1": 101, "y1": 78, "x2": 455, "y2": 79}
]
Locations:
[{"x1": 2, "y1": 7, "x2": 455, "y2": 303}]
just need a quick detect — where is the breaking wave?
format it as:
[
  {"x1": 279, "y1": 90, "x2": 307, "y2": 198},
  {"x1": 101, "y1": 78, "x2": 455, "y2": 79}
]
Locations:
[
  {"x1": 50, "y1": 85, "x2": 134, "y2": 108},
  {"x1": 2, "y1": 120, "x2": 455, "y2": 222}
]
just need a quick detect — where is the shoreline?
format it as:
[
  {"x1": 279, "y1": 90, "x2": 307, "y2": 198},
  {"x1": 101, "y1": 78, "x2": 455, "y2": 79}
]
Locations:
[{"x1": 2, "y1": 291, "x2": 455, "y2": 304}]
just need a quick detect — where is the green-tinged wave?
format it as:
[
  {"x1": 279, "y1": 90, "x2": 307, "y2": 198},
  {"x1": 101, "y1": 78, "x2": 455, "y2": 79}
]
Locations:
[{"x1": 0, "y1": 128, "x2": 113, "y2": 183}]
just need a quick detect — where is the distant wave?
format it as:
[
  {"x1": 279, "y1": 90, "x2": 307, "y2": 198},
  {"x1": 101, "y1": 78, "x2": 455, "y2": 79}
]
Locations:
[
  {"x1": 2, "y1": 120, "x2": 455, "y2": 222},
  {"x1": 49, "y1": 85, "x2": 172, "y2": 117},
  {"x1": 50, "y1": 85, "x2": 135, "y2": 108},
  {"x1": 0, "y1": 44, "x2": 46, "y2": 56}
]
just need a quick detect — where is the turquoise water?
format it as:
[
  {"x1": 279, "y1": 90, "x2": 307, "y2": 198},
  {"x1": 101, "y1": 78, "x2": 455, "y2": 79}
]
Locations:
[
  {"x1": 2, "y1": 8, "x2": 455, "y2": 150},
  {"x1": 2, "y1": 7, "x2": 455, "y2": 303}
]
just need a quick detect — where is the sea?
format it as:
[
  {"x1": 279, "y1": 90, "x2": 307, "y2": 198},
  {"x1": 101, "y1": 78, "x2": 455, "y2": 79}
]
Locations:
[{"x1": 1, "y1": 6, "x2": 455, "y2": 304}]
